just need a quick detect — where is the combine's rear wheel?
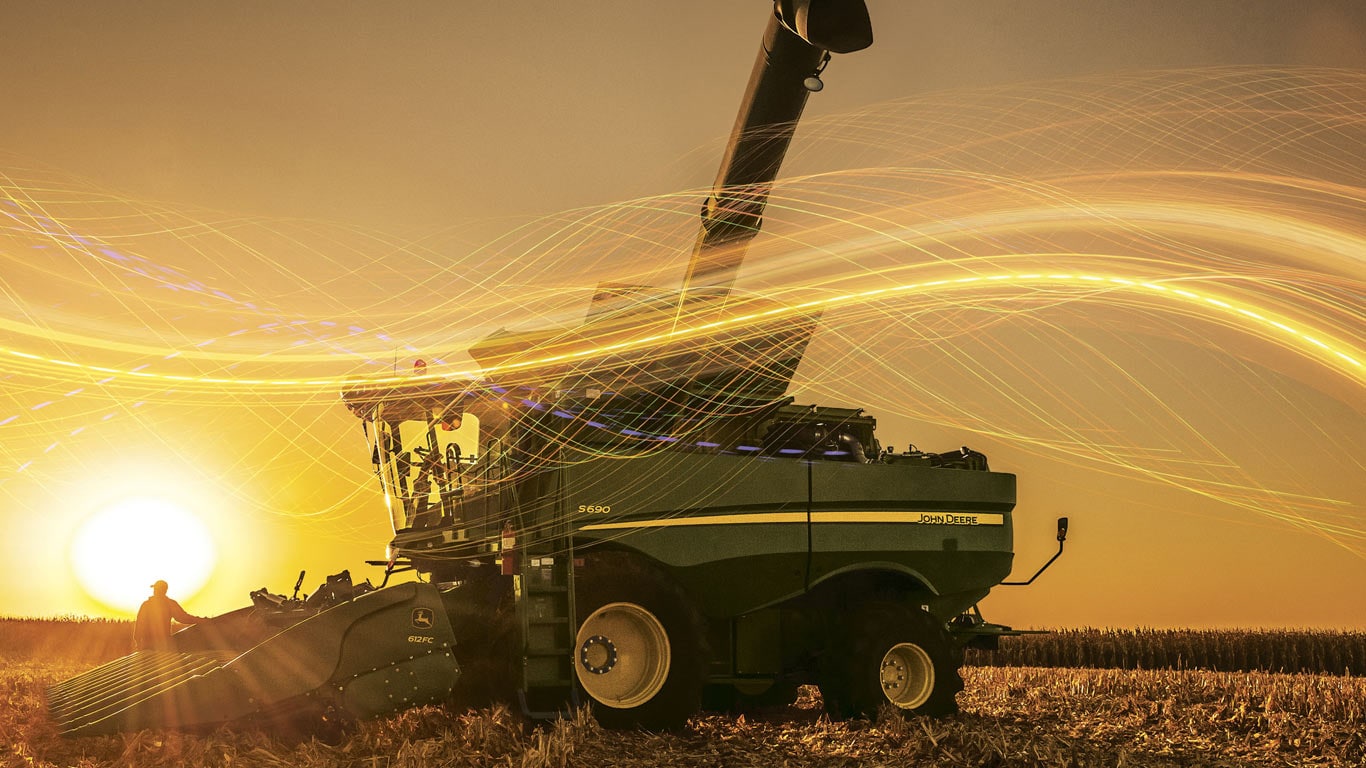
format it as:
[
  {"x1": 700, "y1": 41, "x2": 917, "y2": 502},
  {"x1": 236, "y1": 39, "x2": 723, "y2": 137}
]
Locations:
[
  {"x1": 819, "y1": 601, "x2": 962, "y2": 719},
  {"x1": 573, "y1": 552, "x2": 704, "y2": 730}
]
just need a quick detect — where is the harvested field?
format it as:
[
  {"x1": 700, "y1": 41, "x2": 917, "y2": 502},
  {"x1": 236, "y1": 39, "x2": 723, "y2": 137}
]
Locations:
[{"x1": 7, "y1": 656, "x2": 1363, "y2": 767}]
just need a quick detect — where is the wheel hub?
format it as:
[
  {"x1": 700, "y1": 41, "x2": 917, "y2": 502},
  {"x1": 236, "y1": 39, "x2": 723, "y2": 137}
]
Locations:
[
  {"x1": 880, "y1": 641, "x2": 934, "y2": 709},
  {"x1": 579, "y1": 634, "x2": 617, "y2": 675}
]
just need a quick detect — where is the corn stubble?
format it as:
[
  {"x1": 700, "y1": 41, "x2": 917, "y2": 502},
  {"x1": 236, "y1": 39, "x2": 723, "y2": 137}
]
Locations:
[{"x1": 4, "y1": 621, "x2": 1363, "y2": 767}]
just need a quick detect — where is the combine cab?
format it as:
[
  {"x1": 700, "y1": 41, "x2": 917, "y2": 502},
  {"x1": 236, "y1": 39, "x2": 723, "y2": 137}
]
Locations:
[{"x1": 51, "y1": 0, "x2": 1064, "y2": 735}]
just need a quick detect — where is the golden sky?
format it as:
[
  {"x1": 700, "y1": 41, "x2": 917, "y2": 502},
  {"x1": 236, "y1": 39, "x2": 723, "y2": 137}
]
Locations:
[{"x1": 1, "y1": 1, "x2": 1363, "y2": 629}]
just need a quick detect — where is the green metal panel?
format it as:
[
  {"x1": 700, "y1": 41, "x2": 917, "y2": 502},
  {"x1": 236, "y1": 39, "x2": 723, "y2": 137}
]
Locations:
[
  {"x1": 735, "y1": 610, "x2": 782, "y2": 675},
  {"x1": 339, "y1": 652, "x2": 461, "y2": 719},
  {"x1": 569, "y1": 452, "x2": 809, "y2": 612},
  {"x1": 568, "y1": 453, "x2": 1016, "y2": 618}
]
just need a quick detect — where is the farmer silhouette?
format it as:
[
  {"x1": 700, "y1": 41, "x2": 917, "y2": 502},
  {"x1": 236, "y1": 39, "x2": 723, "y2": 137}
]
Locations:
[{"x1": 133, "y1": 580, "x2": 202, "y2": 651}]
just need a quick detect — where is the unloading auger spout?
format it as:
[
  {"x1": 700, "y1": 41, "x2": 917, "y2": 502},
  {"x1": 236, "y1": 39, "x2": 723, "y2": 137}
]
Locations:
[
  {"x1": 682, "y1": 0, "x2": 872, "y2": 300},
  {"x1": 466, "y1": 0, "x2": 872, "y2": 399}
]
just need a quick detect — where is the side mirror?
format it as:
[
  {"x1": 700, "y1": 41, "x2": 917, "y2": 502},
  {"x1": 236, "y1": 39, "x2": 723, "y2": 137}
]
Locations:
[{"x1": 1003, "y1": 516, "x2": 1069, "y2": 587}]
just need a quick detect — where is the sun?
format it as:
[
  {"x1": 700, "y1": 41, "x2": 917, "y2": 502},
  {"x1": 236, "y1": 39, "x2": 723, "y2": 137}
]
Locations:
[{"x1": 69, "y1": 496, "x2": 218, "y2": 615}]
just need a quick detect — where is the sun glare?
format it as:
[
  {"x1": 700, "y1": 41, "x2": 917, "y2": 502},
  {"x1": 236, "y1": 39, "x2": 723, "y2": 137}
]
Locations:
[{"x1": 70, "y1": 497, "x2": 218, "y2": 615}]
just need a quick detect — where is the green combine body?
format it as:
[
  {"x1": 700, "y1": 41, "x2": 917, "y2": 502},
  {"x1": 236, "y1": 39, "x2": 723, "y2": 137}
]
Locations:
[
  {"x1": 370, "y1": 395, "x2": 1016, "y2": 626},
  {"x1": 338, "y1": 369, "x2": 1019, "y2": 727},
  {"x1": 50, "y1": 0, "x2": 1059, "y2": 736}
]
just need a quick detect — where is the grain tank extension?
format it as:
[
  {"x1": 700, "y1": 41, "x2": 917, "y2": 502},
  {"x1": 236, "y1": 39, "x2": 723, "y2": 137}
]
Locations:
[{"x1": 50, "y1": 0, "x2": 1065, "y2": 736}]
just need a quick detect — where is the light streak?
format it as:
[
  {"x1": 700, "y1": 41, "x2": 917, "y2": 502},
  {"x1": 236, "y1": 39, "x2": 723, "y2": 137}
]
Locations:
[
  {"x1": 0, "y1": 66, "x2": 1360, "y2": 553},
  {"x1": 0, "y1": 271, "x2": 1357, "y2": 388}
]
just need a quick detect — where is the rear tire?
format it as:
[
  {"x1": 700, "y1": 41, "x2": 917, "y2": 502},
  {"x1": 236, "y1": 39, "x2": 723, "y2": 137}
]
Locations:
[
  {"x1": 573, "y1": 551, "x2": 704, "y2": 730},
  {"x1": 818, "y1": 601, "x2": 962, "y2": 719}
]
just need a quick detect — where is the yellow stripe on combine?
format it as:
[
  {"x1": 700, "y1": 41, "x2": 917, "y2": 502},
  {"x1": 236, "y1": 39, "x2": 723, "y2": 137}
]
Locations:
[{"x1": 580, "y1": 511, "x2": 1005, "y2": 531}]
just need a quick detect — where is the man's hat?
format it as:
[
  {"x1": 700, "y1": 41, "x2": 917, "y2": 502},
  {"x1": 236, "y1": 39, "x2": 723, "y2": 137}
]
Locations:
[{"x1": 151, "y1": 580, "x2": 168, "y2": 591}]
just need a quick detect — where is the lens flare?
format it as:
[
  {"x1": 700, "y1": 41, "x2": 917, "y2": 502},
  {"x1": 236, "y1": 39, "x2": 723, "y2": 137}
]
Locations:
[{"x1": 69, "y1": 497, "x2": 217, "y2": 615}]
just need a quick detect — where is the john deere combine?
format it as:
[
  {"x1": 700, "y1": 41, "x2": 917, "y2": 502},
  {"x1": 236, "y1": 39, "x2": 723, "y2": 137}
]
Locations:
[{"x1": 51, "y1": 0, "x2": 1065, "y2": 736}]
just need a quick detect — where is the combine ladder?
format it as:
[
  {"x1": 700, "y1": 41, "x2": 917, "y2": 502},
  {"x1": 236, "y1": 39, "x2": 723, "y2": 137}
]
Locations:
[{"x1": 515, "y1": 477, "x2": 579, "y2": 718}]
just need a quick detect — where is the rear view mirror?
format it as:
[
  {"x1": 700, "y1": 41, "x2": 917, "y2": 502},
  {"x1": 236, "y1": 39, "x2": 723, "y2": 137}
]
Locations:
[{"x1": 1003, "y1": 517, "x2": 1071, "y2": 586}]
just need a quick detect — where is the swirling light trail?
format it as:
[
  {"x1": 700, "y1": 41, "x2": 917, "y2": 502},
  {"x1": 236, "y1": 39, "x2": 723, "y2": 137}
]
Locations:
[
  {"x1": 0, "y1": 67, "x2": 1361, "y2": 560},
  {"x1": 0, "y1": 270, "x2": 1358, "y2": 389}
]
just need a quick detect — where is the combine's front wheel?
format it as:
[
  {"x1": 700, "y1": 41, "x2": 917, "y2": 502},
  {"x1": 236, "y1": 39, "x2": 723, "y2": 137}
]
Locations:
[
  {"x1": 573, "y1": 552, "x2": 704, "y2": 730},
  {"x1": 819, "y1": 601, "x2": 963, "y2": 719}
]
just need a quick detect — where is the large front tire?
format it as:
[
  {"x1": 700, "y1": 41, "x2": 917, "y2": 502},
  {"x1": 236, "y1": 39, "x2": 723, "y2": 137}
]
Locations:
[
  {"x1": 819, "y1": 601, "x2": 963, "y2": 719},
  {"x1": 573, "y1": 552, "x2": 704, "y2": 730}
]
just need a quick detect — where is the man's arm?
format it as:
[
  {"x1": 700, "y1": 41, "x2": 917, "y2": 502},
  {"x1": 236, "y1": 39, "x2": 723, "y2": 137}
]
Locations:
[{"x1": 167, "y1": 598, "x2": 202, "y2": 625}]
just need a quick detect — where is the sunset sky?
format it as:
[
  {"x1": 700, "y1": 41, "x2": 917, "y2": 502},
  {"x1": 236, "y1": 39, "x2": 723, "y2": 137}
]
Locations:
[{"x1": 1, "y1": 1, "x2": 1362, "y2": 629}]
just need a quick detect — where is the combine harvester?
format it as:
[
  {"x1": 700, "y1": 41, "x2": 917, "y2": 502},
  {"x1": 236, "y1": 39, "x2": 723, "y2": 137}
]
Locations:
[{"x1": 50, "y1": 0, "x2": 1067, "y2": 735}]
